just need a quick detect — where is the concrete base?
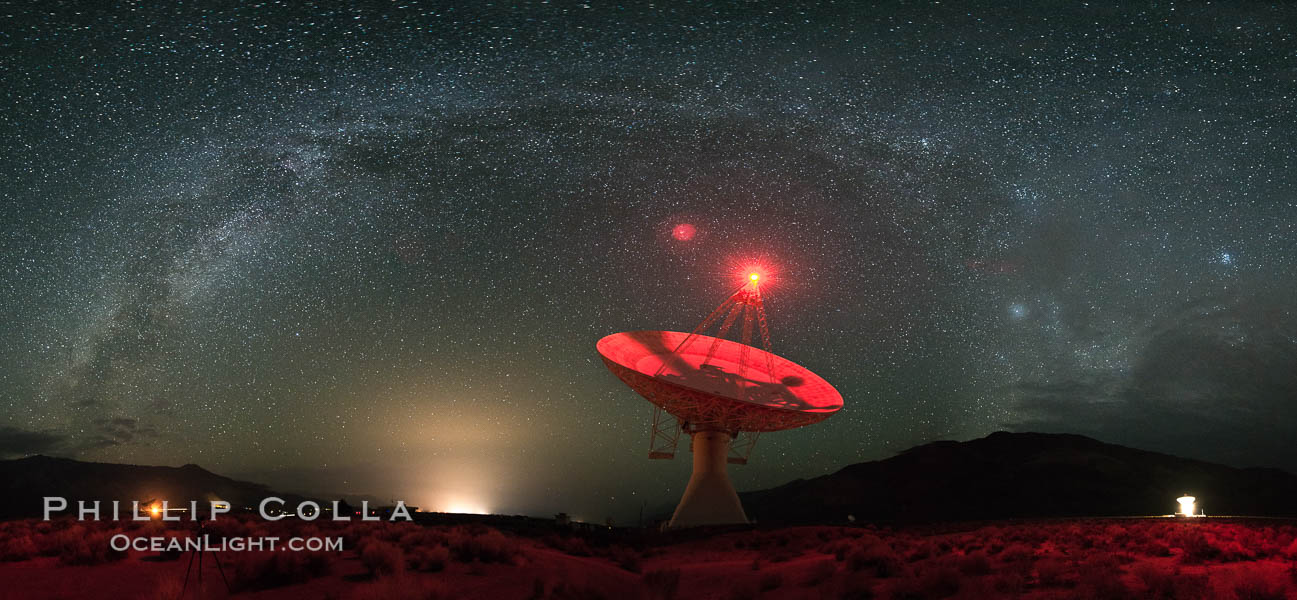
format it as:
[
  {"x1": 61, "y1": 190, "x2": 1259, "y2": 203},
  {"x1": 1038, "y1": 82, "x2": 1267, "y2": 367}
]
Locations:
[{"x1": 667, "y1": 431, "x2": 748, "y2": 528}]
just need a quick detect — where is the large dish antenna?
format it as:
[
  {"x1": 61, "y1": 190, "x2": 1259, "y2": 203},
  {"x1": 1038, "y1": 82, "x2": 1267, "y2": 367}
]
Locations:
[{"x1": 598, "y1": 274, "x2": 842, "y2": 527}]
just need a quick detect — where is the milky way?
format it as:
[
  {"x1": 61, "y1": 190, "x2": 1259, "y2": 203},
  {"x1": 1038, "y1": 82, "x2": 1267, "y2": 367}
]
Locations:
[{"x1": 2, "y1": 2, "x2": 1295, "y2": 521}]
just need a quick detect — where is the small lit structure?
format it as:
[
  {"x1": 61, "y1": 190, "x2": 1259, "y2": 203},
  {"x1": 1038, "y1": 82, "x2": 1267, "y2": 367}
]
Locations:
[{"x1": 1177, "y1": 495, "x2": 1197, "y2": 517}]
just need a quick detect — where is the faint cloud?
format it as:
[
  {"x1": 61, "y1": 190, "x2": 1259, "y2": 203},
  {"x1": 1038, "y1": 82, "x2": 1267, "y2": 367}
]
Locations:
[
  {"x1": 1006, "y1": 292, "x2": 1297, "y2": 472},
  {"x1": 85, "y1": 417, "x2": 159, "y2": 449},
  {"x1": 0, "y1": 426, "x2": 68, "y2": 458}
]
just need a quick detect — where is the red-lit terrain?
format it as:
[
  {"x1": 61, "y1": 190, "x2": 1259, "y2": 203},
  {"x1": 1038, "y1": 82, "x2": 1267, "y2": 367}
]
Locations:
[{"x1": 2, "y1": 516, "x2": 1296, "y2": 599}]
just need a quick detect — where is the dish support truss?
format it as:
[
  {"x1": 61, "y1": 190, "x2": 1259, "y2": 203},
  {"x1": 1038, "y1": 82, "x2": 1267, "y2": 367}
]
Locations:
[
  {"x1": 654, "y1": 282, "x2": 777, "y2": 386},
  {"x1": 647, "y1": 404, "x2": 762, "y2": 465},
  {"x1": 646, "y1": 280, "x2": 776, "y2": 465}
]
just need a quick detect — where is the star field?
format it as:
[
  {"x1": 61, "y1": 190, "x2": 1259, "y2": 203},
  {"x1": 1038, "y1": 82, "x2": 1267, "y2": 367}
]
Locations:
[{"x1": 2, "y1": 1, "x2": 1295, "y2": 521}]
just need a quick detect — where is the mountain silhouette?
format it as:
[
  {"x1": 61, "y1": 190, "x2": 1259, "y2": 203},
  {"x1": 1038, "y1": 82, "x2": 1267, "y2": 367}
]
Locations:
[
  {"x1": 741, "y1": 431, "x2": 1297, "y2": 524},
  {"x1": 0, "y1": 455, "x2": 314, "y2": 518}
]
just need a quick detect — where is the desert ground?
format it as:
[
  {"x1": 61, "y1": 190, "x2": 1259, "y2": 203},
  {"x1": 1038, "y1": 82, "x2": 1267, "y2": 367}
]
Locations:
[{"x1": 2, "y1": 515, "x2": 1296, "y2": 599}]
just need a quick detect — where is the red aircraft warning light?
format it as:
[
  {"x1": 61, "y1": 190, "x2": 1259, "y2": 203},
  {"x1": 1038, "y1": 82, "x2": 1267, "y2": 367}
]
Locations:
[{"x1": 597, "y1": 275, "x2": 843, "y2": 528}]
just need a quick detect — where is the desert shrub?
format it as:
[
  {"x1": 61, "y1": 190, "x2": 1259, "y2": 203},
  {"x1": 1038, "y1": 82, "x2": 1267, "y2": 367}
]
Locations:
[
  {"x1": 361, "y1": 541, "x2": 406, "y2": 577},
  {"x1": 1073, "y1": 555, "x2": 1132, "y2": 600},
  {"x1": 399, "y1": 528, "x2": 450, "y2": 550},
  {"x1": 338, "y1": 523, "x2": 374, "y2": 549},
  {"x1": 889, "y1": 566, "x2": 961, "y2": 600},
  {"x1": 923, "y1": 565, "x2": 961, "y2": 597},
  {"x1": 529, "y1": 577, "x2": 609, "y2": 600},
  {"x1": 906, "y1": 540, "x2": 936, "y2": 562},
  {"x1": 346, "y1": 575, "x2": 450, "y2": 600},
  {"x1": 0, "y1": 535, "x2": 38, "y2": 562},
  {"x1": 231, "y1": 550, "x2": 331, "y2": 591},
  {"x1": 846, "y1": 539, "x2": 902, "y2": 577},
  {"x1": 1224, "y1": 567, "x2": 1289, "y2": 600},
  {"x1": 767, "y1": 547, "x2": 802, "y2": 563},
  {"x1": 529, "y1": 576, "x2": 612, "y2": 600},
  {"x1": 608, "y1": 545, "x2": 641, "y2": 573},
  {"x1": 853, "y1": 533, "x2": 886, "y2": 549},
  {"x1": 836, "y1": 573, "x2": 875, "y2": 600},
  {"x1": 550, "y1": 534, "x2": 592, "y2": 556},
  {"x1": 990, "y1": 572, "x2": 1027, "y2": 595},
  {"x1": 542, "y1": 536, "x2": 594, "y2": 559},
  {"x1": 725, "y1": 581, "x2": 759, "y2": 600},
  {"x1": 157, "y1": 546, "x2": 183, "y2": 561},
  {"x1": 1212, "y1": 536, "x2": 1257, "y2": 562},
  {"x1": 448, "y1": 528, "x2": 521, "y2": 564},
  {"x1": 39, "y1": 524, "x2": 83, "y2": 557},
  {"x1": 58, "y1": 531, "x2": 127, "y2": 565},
  {"x1": 805, "y1": 558, "x2": 837, "y2": 585},
  {"x1": 1233, "y1": 527, "x2": 1274, "y2": 559},
  {"x1": 1034, "y1": 557, "x2": 1069, "y2": 588},
  {"x1": 954, "y1": 575, "x2": 1007, "y2": 599},
  {"x1": 352, "y1": 532, "x2": 379, "y2": 556},
  {"x1": 1173, "y1": 529, "x2": 1220, "y2": 564},
  {"x1": 1074, "y1": 575, "x2": 1133, "y2": 600},
  {"x1": 1135, "y1": 539, "x2": 1173, "y2": 557},
  {"x1": 758, "y1": 572, "x2": 783, "y2": 591},
  {"x1": 1, "y1": 523, "x2": 31, "y2": 545},
  {"x1": 146, "y1": 575, "x2": 186, "y2": 600},
  {"x1": 1283, "y1": 539, "x2": 1297, "y2": 560},
  {"x1": 998, "y1": 542, "x2": 1034, "y2": 563},
  {"x1": 1131, "y1": 563, "x2": 1209, "y2": 600},
  {"x1": 204, "y1": 516, "x2": 249, "y2": 540},
  {"x1": 824, "y1": 539, "x2": 855, "y2": 560},
  {"x1": 957, "y1": 551, "x2": 991, "y2": 576},
  {"x1": 381, "y1": 521, "x2": 418, "y2": 542},
  {"x1": 408, "y1": 544, "x2": 450, "y2": 572},
  {"x1": 642, "y1": 568, "x2": 680, "y2": 600}
]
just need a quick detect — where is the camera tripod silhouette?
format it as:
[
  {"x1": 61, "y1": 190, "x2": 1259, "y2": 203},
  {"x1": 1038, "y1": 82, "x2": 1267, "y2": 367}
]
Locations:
[{"x1": 177, "y1": 521, "x2": 231, "y2": 599}]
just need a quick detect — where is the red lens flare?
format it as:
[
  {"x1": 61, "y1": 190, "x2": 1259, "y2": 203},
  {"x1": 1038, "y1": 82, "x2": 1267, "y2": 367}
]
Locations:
[
  {"x1": 672, "y1": 223, "x2": 697, "y2": 241},
  {"x1": 732, "y1": 259, "x2": 778, "y2": 291}
]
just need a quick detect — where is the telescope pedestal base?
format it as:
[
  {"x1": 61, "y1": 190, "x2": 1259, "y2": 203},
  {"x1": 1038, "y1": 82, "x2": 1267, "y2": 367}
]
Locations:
[{"x1": 667, "y1": 431, "x2": 748, "y2": 528}]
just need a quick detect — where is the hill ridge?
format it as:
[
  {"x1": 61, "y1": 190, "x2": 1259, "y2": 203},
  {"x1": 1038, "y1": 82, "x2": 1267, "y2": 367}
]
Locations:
[{"x1": 741, "y1": 431, "x2": 1297, "y2": 524}]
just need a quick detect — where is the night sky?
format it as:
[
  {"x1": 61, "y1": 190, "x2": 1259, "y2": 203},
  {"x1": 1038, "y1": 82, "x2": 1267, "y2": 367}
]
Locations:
[{"x1": 2, "y1": 2, "x2": 1295, "y2": 522}]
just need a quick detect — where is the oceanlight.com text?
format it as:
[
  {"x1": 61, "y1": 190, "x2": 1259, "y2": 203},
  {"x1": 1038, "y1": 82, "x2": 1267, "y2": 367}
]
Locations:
[{"x1": 109, "y1": 534, "x2": 344, "y2": 552}]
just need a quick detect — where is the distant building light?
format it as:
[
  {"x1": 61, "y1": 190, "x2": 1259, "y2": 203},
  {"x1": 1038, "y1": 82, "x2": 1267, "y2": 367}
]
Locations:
[{"x1": 1177, "y1": 495, "x2": 1196, "y2": 517}]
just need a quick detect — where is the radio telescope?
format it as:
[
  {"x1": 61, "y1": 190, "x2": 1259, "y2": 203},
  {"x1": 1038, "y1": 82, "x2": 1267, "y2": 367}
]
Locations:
[{"x1": 597, "y1": 272, "x2": 842, "y2": 528}]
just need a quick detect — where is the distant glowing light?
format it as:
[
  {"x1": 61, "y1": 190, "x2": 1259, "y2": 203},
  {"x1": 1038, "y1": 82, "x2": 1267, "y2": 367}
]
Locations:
[
  {"x1": 672, "y1": 223, "x2": 697, "y2": 241},
  {"x1": 1009, "y1": 303, "x2": 1028, "y2": 320},
  {"x1": 734, "y1": 261, "x2": 774, "y2": 289},
  {"x1": 442, "y1": 499, "x2": 490, "y2": 515},
  {"x1": 1177, "y1": 495, "x2": 1196, "y2": 517},
  {"x1": 150, "y1": 504, "x2": 161, "y2": 517}
]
